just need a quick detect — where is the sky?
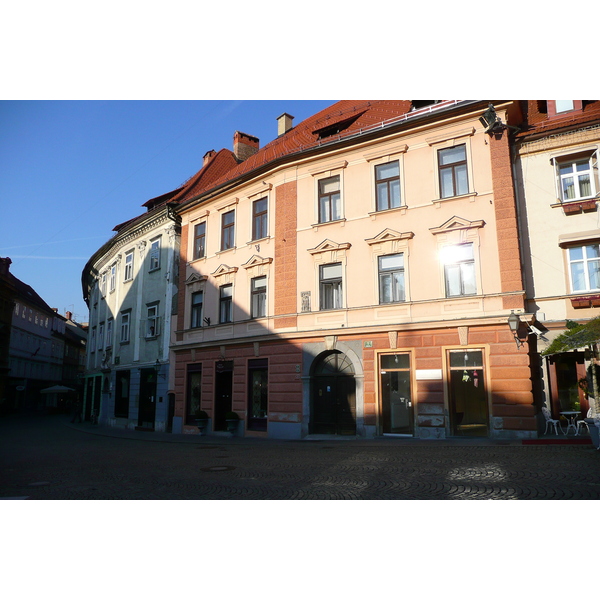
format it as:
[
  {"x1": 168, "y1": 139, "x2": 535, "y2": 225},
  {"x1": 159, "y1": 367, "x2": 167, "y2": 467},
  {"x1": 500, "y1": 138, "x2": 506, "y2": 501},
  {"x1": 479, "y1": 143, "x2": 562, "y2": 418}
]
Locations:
[{"x1": 0, "y1": 100, "x2": 335, "y2": 322}]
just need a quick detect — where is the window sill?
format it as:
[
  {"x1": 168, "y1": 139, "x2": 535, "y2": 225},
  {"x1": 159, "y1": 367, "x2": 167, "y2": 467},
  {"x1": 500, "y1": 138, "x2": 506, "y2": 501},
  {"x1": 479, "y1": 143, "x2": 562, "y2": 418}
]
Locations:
[
  {"x1": 433, "y1": 192, "x2": 477, "y2": 205},
  {"x1": 570, "y1": 294, "x2": 600, "y2": 308},
  {"x1": 216, "y1": 247, "x2": 236, "y2": 255},
  {"x1": 148, "y1": 267, "x2": 161, "y2": 274},
  {"x1": 145, "y1": 335, "x2": 160, "y2": 341},
  {"x1": 311, "y1": 218, "x2": 346, "y2": 230},
  {"x1": 368, "y1": 206, "x2": 408, "y2": 218}
]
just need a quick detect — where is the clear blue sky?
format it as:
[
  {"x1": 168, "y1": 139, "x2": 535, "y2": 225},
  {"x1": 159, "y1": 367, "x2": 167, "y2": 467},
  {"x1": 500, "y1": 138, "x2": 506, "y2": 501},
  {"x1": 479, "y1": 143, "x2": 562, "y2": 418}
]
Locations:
[{"x1": 0, "y1": 100, "x2": 334, "y2": 322}]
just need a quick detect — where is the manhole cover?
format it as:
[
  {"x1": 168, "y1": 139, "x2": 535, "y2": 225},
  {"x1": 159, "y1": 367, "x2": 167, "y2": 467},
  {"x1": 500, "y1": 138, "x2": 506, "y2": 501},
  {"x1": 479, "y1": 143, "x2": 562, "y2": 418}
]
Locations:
[{"x1": 200, "y1": 465, "x2": 236, "y2": 472}]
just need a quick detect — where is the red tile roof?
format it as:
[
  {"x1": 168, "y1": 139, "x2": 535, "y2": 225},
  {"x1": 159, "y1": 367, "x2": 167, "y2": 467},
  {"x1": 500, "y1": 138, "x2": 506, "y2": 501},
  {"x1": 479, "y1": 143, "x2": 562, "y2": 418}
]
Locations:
[{"x1": 516, "y1": 100, "x2": 600, "y2": 138}]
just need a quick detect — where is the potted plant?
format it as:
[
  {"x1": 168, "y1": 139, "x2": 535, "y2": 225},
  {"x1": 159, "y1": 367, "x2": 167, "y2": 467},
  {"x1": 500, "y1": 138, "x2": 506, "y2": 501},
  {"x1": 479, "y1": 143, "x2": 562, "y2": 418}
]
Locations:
[
  {"x1": 194, "y1": 410, "x2": 209, "y2": 435},
  {"x1": 225, "y1": 411, "x2": 240, "y2": 435}
]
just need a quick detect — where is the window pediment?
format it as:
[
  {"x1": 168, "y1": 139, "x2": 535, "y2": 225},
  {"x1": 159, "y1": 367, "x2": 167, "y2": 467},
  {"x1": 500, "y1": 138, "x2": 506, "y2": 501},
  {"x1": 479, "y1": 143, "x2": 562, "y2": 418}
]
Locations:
[
  {"x1": 185, "y1": 273, "x2": 208, "y2": 286},
  {"x1": 308, "y1": 239, "x2": 352, "y2": 255},
  {"x1": 212, "y1": 264, "x2": 239, "y2": 277},
  {"x1": 242, "y1": 255, "x2": 273, "y2": 269},
  {"x1": 366, "y1": 229, "x2": 414, "y2": 245},
  {"x1": 429, "y1": 216, "x2": 485, "y2": 235}
]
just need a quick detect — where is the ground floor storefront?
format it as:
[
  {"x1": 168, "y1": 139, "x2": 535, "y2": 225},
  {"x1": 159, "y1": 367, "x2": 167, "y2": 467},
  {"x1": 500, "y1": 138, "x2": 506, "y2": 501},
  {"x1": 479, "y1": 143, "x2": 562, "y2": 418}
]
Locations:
[
  {"x1": 172, "y1": 323, "x2": 539, "y2": 440},
  {"x1": 83, "y1": 363, "x2": 174, "y2": 432}
]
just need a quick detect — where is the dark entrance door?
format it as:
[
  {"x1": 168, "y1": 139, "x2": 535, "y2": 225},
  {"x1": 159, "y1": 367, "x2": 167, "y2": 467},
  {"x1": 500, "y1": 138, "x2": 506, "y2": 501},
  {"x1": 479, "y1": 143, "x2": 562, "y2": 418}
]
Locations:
[
  {"x1": 138, "y1": 368, "x2": 157, "y2": 429},
  {"x1": 448, "y1": 349, "x2": 488, "y2": 436},
  {"x1": 380, "y1": 353, "x2": 413, "y2": 435},
  {"x1": 214, "y1": 361, "x2": 233, "y2": 431},
  {"x1": 311, "y1": 351, "x2": 356, "y2": 435}
]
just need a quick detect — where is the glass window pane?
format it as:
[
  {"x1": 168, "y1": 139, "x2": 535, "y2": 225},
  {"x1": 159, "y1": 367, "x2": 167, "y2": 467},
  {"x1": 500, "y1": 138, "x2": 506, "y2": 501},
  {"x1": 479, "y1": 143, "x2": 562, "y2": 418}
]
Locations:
[
  {"x1": 389, "y1": 179, "x2": 401, "y2": 207},
  {"x1": 455, "y1": 164, "x2": 468, "y2": 195},
  {"x1": 376, "y1": 161, "x2": 399, "y2": 179},
  {"x1": 445, "y1": 265, "x2": 461, "y2": 296},
  {"x1": 585, "y1": 244, "x2": 600, "y2": 259},
  {"x1": 380, "y1": 273, "x2": 393, "y2": 303},
  {"x1": 440, "y1": 167, "x2": 454, "y2": 197},
  {"x1": 331, "y1": 193, "x2": 341, "y2": 220},
  {"x1": 571, "y1": 262, "x2": 585, "y2": 291},
  {"x1": 569, "y1": 247, "x2": 583, "y2": 261},
  {"x1": 562, "y1": 176, "x2": 575, "y2": 199},
  {"x1": 461, "y1": 262, "x2": 476, "y2": 294},
  {"x1": 320, "y1": 176, "x2": 339, "y2": 194},
  {"x1": 555, "y1": 100, "x2": 574, "y2": 113},
  {"x1": 439, "y1": 145, "x2": 465, "y2": 165},
  {"x1": 393, "y1": 271, "x2": 405, "y2": 301},
  {"x1": 321, "y1": 263, "x2": 342, "y2": 280},
  {"x1": 376, "y1": 182, "x2": 388, "y2": 209},
  {"x1": 578, "y1": 174, "x2": 591, "y2": 197},
  {"x1": 576, "y1": 160, "x2": 590, "y2": 172},
  {"x1": 559, "y1": 163, "x2": 575, "y2": 176},
  {"x1": 449, "y1": 350, "x2": 483, "y2": 368},
  {"x1": 381, "y1": 354, "x2": 410, "y2": 369},
  {"x1": 379, "y1": 254, "x2": 403, "y2": 270},
  {"x1": 588, "y1": 261, "x2": 600, "y2": 290}
]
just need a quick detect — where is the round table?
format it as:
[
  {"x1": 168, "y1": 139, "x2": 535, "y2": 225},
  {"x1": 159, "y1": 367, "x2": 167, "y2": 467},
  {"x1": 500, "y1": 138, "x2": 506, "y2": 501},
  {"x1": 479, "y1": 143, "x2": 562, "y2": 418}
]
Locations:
[{"x1": 560, "y1": 411, "x2": 580, "y2": 435}]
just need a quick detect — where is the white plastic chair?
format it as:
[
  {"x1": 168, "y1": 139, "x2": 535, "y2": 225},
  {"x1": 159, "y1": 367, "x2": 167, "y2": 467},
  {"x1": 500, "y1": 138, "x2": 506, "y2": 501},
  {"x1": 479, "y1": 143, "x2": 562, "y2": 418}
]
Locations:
[
  {"x1": 542, "y1": 406, "x2": 562, "y2": 435},
  {"x1": 576, "y1": 408, "x2": 592, "y2": 436}
]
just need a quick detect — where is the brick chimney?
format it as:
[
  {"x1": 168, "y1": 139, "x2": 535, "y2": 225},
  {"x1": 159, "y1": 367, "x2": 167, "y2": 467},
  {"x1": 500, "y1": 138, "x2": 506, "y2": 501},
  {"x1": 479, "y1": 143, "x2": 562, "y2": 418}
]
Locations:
[
  {"x1": 0, "y1": 257, "x2": 11, "y2": 277},
  {"x1": 66, "y1": 311, "x2": 73, "y2": 321},
  {"x1": 233, "y1": 131, "x2": 259, "y2": 162},
  {"x1": 203, "y1": 150, "x2": 216, "y2": 167},
  {"x1": 277, "y1": 113, "x2": 294, "y2": 136}
]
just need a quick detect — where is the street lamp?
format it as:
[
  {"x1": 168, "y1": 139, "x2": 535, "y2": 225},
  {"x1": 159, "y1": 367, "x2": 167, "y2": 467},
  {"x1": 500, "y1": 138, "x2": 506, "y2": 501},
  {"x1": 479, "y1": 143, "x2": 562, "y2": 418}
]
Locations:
[{"x1": 508, "y1": 311, "x2": 524, "y2": 348}]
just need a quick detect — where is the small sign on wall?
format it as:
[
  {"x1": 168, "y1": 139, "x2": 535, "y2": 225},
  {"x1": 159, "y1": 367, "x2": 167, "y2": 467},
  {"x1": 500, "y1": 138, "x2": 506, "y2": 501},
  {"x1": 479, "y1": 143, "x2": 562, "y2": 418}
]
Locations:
[
  {"x1": 364, "y1": 341, "x2": 373, "y2": 348},
  {"x1": 416, "y1": 369, "x2": 443, "y2": 380}
]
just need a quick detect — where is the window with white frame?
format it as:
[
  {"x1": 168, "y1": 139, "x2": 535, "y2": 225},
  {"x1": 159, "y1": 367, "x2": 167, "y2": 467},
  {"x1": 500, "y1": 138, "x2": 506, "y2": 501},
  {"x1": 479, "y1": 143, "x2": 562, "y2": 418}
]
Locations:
[
  {"x1": 251, "y1": 276, "x2": 267, "y2": 318},
  {"x1": 106, "y1": 318, "x2": 113, "y2": 348},
  {"x1": 438, "y1": 144, "x2": 469, "y2": 198},
  {"x1": 120, "y1": 311, "x2": 131, "y2": 343},
  {"x1": 568, "y1": 244, "x2": 600, "y2": 293},
  {"x1": 318, "y1": 175, "x2": 342, "y2": 223},
  {"x1": 441, "y1": 243, "x2": 477, "y2": 297},
  {"x1": 375, "y1": 161, "x2": 401, "y2": 211},
  {"x1": 146, "y1": 304, "x2": 159, "y2": 337},
  {"x1": 100, "y1": 272, "x2": 107, "y2": 297},
  {"x1": 191, "y1": 291, "x2": 203, "y2": 328},
  {"x1": 557, "y1": 155, "x2": 597, "y2": 202},
  {"x1": 109, "y1": 264, "x2": 116, "y2": 292},
  {"x1": 320, "y1": 263, "x2": 343, "y2": 310},
  {"x1": 378, "y1": 254, "x2": 405, "y2": 303},
  {"x1": 149, "y1": 237, "x2": 161, "y2": 271},
  {"x1": 124, "y1": 250, "x2": 134, "y2": 281}
]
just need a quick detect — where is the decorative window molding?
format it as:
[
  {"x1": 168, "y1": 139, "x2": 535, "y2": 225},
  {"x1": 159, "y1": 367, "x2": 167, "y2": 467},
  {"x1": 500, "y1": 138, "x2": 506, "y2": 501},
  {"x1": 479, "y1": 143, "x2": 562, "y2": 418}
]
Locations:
[
  {"x1": 364, "y1": 144, "x2": 408, "y2": 162},
  {"x1": 215, "y1": 197, "x2": 239, "y2": 212},
  {"x1": 429, "y1": 216, "x2": 485, "y2": 236},
  {"x1": 308, "y1": 159, "x2": 348, "y2": 177},
  {"x1": 366, "y1": 229, "x2": 414, "y2": 247},
  {"x1": 242, "y1": 255, "x2": 273, "y2": 279},
  {"x1": 426, "y1": 127, "x2": 476, "y2": 147},
  {"x1": 246, "y1": 182, "x2": 273, "y2": 199},
  {"x1": 308, "y1": 239, "x2": 352, "y2": 256},
  {"x1": 185, "y1": 273, "x2": 209, "y2": 286}
]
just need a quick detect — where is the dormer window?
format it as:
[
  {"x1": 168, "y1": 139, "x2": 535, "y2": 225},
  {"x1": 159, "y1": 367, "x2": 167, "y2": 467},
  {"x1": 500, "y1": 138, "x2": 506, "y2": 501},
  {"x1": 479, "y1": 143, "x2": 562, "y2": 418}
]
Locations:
[{"x1": 547, "y1": 100, "x2": 583, "y2": 119}]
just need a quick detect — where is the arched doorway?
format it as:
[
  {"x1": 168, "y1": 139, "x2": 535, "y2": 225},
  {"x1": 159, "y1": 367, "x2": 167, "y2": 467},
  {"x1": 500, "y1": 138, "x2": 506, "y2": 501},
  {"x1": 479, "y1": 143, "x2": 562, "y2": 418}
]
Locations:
[{"x1": 310, "y1": 350, "x2": 356, "y2": 435}]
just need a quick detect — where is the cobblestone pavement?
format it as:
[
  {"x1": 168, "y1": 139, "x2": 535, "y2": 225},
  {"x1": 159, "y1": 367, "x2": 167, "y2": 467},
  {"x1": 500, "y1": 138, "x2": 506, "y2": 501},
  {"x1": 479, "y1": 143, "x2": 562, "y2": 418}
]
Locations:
[{"x1": 1, "y1": 415, "x2": 599, "y2": 500}]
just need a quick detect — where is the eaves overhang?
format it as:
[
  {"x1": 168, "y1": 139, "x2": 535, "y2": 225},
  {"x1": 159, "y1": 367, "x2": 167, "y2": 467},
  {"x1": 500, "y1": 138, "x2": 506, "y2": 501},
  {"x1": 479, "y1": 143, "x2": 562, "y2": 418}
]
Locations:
[{"x1": 176, "y1": 100, "x2": 493, "y2": 215}]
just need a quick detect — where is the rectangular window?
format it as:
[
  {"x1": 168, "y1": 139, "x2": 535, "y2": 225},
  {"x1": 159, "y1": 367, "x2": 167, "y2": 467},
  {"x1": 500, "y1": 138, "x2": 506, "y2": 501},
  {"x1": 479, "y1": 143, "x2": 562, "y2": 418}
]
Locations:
[
  {"x1": 320, "y1": 263, "x2": 343, "y2": 310},
  {"x1": 559, "y1": 159, "x2": 595, "y2": 201},
  {"x1": 375, "y1": 161, "x2": 401, "y2": 211},
  {"x1": 219, "y1": 284, "x2": 233, "y2": 323},
  {"x1": 109, "y1": 264, "x2": 116, "y2": 292},
  {"x1": 106, "y1": 318, "x2": 113, "y2": 348},
  {"x1": 251, "y1": 276, "x2": 267, "y2": 318},
  {"x1": 124, "y1": 250, "x2": 134, "y2": 281},
  {"x1": 252, "y1": 197, "x2": 268, "y2": 240},
  {"x1": 555, "y1": 100, "x2": 575, "y2": 113},
  {"x1": 318, "y1": 175, "x2": 341, "y2": 223},
  {"x1": 379, "y1": 254, "x2": 405, "y2": 303},
  {"x1": 221, "y1": 210, "x2": 235, "y2": 251},
  {"x1": 569, "y1": 244, "x2": 600, "y2": 292},
  {"x1": 98, "y1": 322, "x2": 104, "y2": 351},
  {"x1": 115, "y1": 370, "x2": 130, "y2": 418},
  {"x1": 146, "y1": 304, "x2": 159, "y2": 337},
  {"x1": 438, "y1": 144, "x2": 469, "y2": 198},
  {"x1": 90, "y1": 327, "x2": 96, "y2": 353},
  {"x1": 100, "y1": 272, "x2": 107, "y2": 297},
  {"x1": 191, "y1": 291, "x2": 204, "y2": 328},
  {"x1": 149, "y1": 238, "x2": 161, "y2": 271},
  {"x1": 248, "y1": 358, "x2": 268, "y2": 431},
  {"x1": 442, "y1": 243, "x2": 476, "y2": 297},
  {"x1": 193, "y1": 222, "x2": 206, "y2": 259},
  {"x1": 120, "y1": 311, "x2": 130, "y2": 343}
]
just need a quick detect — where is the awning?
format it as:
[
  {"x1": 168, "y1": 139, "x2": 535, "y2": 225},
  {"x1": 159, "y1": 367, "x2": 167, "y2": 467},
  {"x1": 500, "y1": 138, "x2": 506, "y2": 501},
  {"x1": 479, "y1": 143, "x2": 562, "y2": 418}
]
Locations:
[
  {"x1": 542, "y1": 316, "x2": 600, "y2": 356},
  {"x1": 40, "y1": 385, "x2": 75, "y2": 394}
]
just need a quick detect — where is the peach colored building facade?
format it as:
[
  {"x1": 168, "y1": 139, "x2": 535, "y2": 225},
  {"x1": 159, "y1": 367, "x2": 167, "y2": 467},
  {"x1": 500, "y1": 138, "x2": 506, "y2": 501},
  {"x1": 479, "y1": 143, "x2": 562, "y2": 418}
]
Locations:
[
  {"x1": 171, "y1": 101, "x2": 537, "y2": 439},
  {"x1": 513, "y1": 100, "x2": 600, "y2": 420}
]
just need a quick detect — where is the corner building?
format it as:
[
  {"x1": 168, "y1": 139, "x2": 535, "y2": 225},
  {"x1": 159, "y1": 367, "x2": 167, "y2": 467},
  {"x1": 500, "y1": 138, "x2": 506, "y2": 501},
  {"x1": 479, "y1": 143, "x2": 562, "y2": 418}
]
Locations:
[{"x1": 172, "y1": 101, "x2": 536, "y2": 439}]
